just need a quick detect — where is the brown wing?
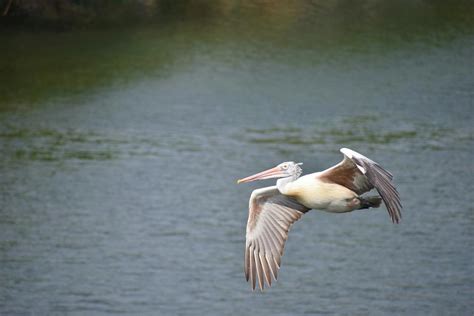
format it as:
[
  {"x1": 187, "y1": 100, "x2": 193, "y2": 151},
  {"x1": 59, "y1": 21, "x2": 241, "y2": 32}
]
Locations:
[
  {"x1": 244, "y1": 186, "x2": 310, "y2": 291},
  {"x1": 319, "y1": 148, "x2": 402, "y2": 223},
  {"x1": 318, "y1": 154, "x2": 373, "y2": 195}
]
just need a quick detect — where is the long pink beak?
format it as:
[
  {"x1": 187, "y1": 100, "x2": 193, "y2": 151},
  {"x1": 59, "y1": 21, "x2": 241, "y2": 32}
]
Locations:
[{"x1": 237, "y1": 166, "x2": 285, "y2": 184}]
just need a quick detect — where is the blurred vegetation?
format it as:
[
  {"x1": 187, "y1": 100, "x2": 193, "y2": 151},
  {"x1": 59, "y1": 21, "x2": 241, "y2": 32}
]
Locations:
[
  {"x1": 1, "y1": 0, "x2": 231, "y2": 26},
  {"x1": 1, "y1": 0, "x2": 157, "y2": 24},
  {"x1": 1, "y1": 0, "x2": 473, "y2": 28},
  {"x1": 1, "y1": 1, "x2": 473, "y2": 109}
]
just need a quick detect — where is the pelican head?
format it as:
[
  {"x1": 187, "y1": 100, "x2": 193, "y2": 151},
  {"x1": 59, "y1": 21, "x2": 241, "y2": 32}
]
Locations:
[{"x1": 237, "y1": 161, "x2": 303, "y2": 184}]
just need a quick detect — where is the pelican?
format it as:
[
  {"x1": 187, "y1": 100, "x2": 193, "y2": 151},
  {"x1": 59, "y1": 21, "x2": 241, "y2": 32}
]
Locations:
[{"x1": 237, "y1": 148, "x2": 402, "y2": 291}]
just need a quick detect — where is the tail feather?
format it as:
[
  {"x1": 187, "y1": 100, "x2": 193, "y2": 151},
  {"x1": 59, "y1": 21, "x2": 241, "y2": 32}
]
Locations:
[{"x1": 358, "y1": 196, "x2": 382, "y2": 209}]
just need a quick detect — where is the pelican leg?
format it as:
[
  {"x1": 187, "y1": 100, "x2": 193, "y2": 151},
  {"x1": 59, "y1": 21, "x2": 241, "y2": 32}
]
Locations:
[{"x1": 357, "y1": 196, "x2": 382, "y2": 210}]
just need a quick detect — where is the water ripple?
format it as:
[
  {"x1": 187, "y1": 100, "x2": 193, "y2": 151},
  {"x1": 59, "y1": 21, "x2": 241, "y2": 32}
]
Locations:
[
  {"x1": 0, "y1": 127, "x2": 202, "y2": 162},
  {"x1": 241, "y1": 117, "x2": 472, "y2": 151}
]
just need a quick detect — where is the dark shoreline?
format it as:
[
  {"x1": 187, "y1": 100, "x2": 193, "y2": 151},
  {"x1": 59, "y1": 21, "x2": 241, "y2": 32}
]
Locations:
[{"x1": 2, "y1": 1, "x2": 473, "y2": 30}]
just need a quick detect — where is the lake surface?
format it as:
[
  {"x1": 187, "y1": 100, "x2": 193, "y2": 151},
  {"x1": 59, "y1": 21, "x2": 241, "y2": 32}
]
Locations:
[{"x1": 1, "y1": 1, "x2": 473, "y2": 315}]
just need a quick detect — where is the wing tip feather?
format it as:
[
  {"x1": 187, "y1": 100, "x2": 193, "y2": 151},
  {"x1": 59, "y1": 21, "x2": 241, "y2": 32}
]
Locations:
[
  {"x1": 245, "y1": 188, "x2": 308, "y2": 291},
  {"x1": 343, "y1": 148, "x2": 402, "y2": 224}
]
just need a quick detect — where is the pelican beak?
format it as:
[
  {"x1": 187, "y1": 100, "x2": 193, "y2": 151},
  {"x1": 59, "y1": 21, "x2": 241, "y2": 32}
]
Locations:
[{"x1": 237, "y1": 166, "x2": 286, "y2": 184}]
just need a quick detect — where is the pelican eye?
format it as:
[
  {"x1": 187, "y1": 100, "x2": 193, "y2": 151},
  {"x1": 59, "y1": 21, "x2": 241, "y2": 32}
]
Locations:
[{"x1": 281, "y1": 164, "x2": 289, "y2": 170}]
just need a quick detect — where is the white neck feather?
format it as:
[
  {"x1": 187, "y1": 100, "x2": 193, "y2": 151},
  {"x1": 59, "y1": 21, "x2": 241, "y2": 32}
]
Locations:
[{"x1": 276, "y1": 175, "x2": 298, "y2": 195}]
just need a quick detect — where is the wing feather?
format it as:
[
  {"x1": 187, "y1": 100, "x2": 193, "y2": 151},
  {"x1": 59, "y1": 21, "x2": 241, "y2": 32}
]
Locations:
[
  {"x1": 245, "y1": 186, "x2": 310, "y2": 290},
  {"x1": 254, "y1": 248, "x2": 264, "y2": 291},
  {"x1": 260, "y1": 252, "x2": 272, "y2": 286},
  {"x1": 319, "y1": 148, "x2": 402, "y2": 223},
  {"x1": 340, "y1": 148, "x2": 402, "y2": 223},
  {"x1": 244, "y1": 245, "x2": 250, "y2": 281},
  {"x1": 249, "y1": 246, "x2": 256, "y2": 290},
  {"x1": 265, "y1": 252, "x2": 278, "y2": 281}
]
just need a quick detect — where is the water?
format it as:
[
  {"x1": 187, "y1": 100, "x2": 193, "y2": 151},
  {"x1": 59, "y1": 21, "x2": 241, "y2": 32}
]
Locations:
[{"x1": 1, "y1": 1, "x2": 473, "y2": 315}]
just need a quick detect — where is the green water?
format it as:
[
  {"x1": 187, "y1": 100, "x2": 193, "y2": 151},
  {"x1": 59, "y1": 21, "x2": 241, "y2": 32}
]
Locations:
[{"x1": 1, "y1": 1, "x2": 472, "y2": 109}]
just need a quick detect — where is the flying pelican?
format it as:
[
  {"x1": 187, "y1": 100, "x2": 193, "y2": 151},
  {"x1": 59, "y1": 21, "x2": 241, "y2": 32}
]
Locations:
[{"x1": 237, "y1": 148, "x2": 402, "y2": 291}]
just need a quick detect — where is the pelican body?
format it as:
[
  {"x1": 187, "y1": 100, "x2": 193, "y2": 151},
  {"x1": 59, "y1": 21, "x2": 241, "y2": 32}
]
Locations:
[
  {"x1": 237, "y1": 148, "x2": 402, "y2": 291},
  {"x1": 280, "y1": 174, "x2": 359, "y2": 212}
]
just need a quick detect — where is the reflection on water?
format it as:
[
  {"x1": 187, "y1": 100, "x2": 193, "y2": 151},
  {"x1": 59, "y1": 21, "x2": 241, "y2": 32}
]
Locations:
[
  {"x1": 1, "y1": 1, "x2": 473, "y2": 315},
  {"x1": 2, "y1": 117, "x2": 469, "y2": 164},
  {"x1": 1, "y1": 1, "x2": 473, "y2": 108},
  {"x1": 0, "y1": 128, "x2": 202, "y2": 162},
  {"x1": 244, "y1": 117, "x2": 471, "y2": 150}
]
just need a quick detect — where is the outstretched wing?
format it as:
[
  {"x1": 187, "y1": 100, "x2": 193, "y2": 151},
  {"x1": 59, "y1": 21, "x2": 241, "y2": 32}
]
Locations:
[
  {"x1": 245, "y1": 186, "x2": 310, "y2": 291},
  {"x1": 319, "y1": 148, "x2": 402, "y2": 223}
]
